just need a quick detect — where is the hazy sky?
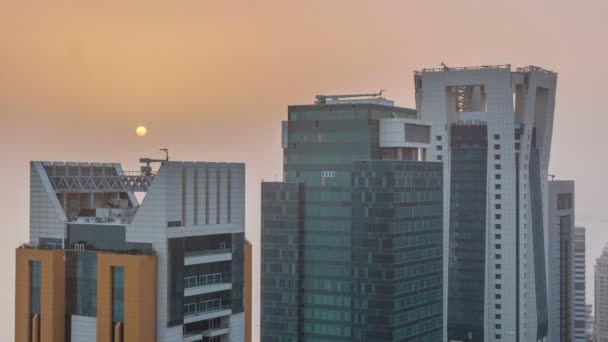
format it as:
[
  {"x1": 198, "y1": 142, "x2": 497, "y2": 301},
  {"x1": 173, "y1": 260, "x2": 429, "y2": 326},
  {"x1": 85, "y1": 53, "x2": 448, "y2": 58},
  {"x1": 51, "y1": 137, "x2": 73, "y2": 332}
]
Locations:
[{"x1": 1, "y1": 1, "x2": 607, "y2": 340}]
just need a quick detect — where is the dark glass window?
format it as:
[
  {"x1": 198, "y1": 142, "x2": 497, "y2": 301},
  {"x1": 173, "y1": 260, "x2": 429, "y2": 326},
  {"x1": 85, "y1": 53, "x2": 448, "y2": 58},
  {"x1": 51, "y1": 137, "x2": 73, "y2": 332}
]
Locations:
[
  {"x1": 31, "y1": 261, "x2": 41, "y2": 314},
  {"x1": 112, "y1": 266, "x2": 125, "y2": 322},
  {"x1": 557, "y1": 193, "x2": 573, "y2": 210}
]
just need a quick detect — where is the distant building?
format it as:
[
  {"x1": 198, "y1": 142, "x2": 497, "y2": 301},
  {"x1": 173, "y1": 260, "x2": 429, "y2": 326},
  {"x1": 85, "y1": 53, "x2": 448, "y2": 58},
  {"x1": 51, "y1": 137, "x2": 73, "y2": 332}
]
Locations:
[
  {"x1": 548, "y1": 180, "x2": 581, "y2": 341},
  {"x1": 15, "y1": 160, "x2": 246, "y2": 342},
  {"x1": 574, "y1": 227, "x2": 587, "y2": 341},
  {"x1": 586, "y1": 304, "x2": 594, "y2": 341},
  {"x1": 261, "y1": 94, "x2": 444, "y2": 341},
  {"x1": 595, "y1": 246, "x2": 608, "y2": 342}
]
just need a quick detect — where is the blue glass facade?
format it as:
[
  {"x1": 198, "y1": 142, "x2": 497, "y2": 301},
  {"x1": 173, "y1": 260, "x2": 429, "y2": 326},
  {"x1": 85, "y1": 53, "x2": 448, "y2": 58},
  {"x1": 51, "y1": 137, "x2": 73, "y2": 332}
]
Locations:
[
  {"x1": 261, "y1": 104, "x2": 443, "y2": 342},
  {"x1": 529, "y1": 149, "x2": 548, "y2": 339},
  {"x1": 447, "y1": 125, "x2": 488, "y2": 342}
]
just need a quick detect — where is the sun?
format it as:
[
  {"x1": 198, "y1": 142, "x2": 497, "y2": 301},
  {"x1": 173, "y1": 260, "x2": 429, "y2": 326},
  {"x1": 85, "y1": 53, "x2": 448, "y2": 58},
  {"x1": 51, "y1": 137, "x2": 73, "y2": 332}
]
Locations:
[{"x1": 136, "y1": 126, "x2": 147, "y2": 137}]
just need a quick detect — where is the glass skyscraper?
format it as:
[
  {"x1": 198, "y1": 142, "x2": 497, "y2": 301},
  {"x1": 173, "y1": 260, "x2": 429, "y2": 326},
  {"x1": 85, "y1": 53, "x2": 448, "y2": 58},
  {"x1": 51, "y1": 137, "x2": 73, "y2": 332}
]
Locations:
[{"x1": 261, "y1": 96, "x2": 444, "y2": 341}]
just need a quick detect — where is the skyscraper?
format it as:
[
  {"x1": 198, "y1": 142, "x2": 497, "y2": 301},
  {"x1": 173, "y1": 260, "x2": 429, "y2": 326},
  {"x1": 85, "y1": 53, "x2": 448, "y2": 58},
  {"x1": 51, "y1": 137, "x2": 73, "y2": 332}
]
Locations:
[
  {"x1": 548, "y1": 180, "x2": 587, "y2": 342},
  {"x1": 261, "y1": 94, "x2": 444, "y2": 341},
  {"x1": 15, "y1": 160, "x2": 246, "y2": 342},
  {"x1": 413, "y1": 65, "x2": 557, "y2": 342},
  {"x1": 548, "y1": 180, "x2": 574, "y2": 341},
  {"x1": 595, "y1": 246, "x2": 608, "y2": 342}
]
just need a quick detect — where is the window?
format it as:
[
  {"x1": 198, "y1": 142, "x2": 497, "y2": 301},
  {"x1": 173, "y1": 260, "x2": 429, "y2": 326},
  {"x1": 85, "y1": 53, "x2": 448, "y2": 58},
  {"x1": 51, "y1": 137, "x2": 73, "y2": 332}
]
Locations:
[
  {"x1": 495, "y1": 254, "x2": 501, "y2": 259},
  {"x1": 495, "y1": 244, "x2": 501, "y2": 249},
  {"x1": 494, "y1": 134, "x2": 500, "y2": 140},
  {"x1": 495, "y1": 274, "x2": 502, "y2": 279},
  {"x1": 495, "y1": 164, "x2": 502, "y2": 170},
  {"x1": 495, "y1": 184, "x2": 502, "y2": 190},
  {"x1": 495, "y1": 264, "x2": 502, "y2": 269},
  {"x1": 495, "y1": 334, "x2": 501, "y2": 339},
  {"x1": 495, "y1": 314, "x2": 502, "y2": 319},
  {"x1": 437, "y1": 155, "x2": 443, "y2": 161},
  {"x1": 436, "y1": 145, "x2": 443, "y2": 151},
  {"x1": 495, "y1": 214, "x2": 501, "y2": 219},
  {"x1": 495, "y1": 323, "x2": 502, "y2": 328},
  {"x1": 515, "y1": 143, "x2": 520, "y2": 150},
  {"x1": 557, "y1": 193, "x2": 573, "y2": 210},
  {"x1": 494, "y1": 154, "x2": 501, "y2": 160},
  {"x1": 321, "y1": 171, "x2": 336, "y2": 178},
  {"x1": 495, "y1": 234, "x2": 501, "y2": 239},
  {"x1": 495, "y1": 204, "x2": 501, "y2": 209},
  {"x1": 404, "y1": 123, "x2": 431, "y2": 143},
  {"x1": 495, "y1": 174, "x2": 501, "y2": 180},
  {"x1": 436, "y1": 135, "x2": 442, "y2": 141},
  {"x1": 495, "y1": 194, "x2": 501, "y2": 200},
  {"x1": 495, "y1": 284, "x2": 501, "y2": 290},
  {"x1": 494, "y1": 144, "x2": 500, "y2": 150},
  {"x1": 495, "y1": 224, "x2": 501, "y2": 229},
  {"x1": 495, "y1": 304, "x2": 502, "y2": 309},
  {"x1": 168, "y1": 221, "x2": 182, "y2": 228}
]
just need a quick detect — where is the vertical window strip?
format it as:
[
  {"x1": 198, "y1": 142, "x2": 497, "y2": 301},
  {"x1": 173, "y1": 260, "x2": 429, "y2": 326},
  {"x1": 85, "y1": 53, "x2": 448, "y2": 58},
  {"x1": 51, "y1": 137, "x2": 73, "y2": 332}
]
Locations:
[
  {"x1": 194, "y1": 164, "x2": 199, "y2": 225},
  {"x1": 227, "y1": 166, "x2": 231, "y2": 223},
  {"x1": 217, "y1": 165, "x2": 221, "y2": 224},
  {"x1": 205, "y1": 164, "x2": 209, "y2": 225},
  {"x1": 182, "y1": 166, "x2": 187, "y2": 226}
]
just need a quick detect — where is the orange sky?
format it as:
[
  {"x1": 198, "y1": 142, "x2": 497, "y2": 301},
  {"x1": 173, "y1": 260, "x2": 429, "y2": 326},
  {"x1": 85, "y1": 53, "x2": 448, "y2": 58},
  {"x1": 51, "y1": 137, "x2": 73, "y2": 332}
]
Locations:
[{"x1": 1, "y1": 1, "x2": 608, "y2": 340}]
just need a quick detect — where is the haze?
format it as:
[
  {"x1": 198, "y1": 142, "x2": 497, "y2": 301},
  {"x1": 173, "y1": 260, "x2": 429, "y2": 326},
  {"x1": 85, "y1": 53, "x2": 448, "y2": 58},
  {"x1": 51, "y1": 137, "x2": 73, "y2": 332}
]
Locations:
[{"x1": 1, "y1": 1, "x2": 607, "y2": 340}]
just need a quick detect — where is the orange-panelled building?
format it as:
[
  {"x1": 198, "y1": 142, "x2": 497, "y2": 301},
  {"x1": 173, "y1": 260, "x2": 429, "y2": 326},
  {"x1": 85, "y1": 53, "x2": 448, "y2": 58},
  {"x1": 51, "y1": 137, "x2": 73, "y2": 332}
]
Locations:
[{"x1": 16, "y1": 160, "x2": 248, "y2": 342}]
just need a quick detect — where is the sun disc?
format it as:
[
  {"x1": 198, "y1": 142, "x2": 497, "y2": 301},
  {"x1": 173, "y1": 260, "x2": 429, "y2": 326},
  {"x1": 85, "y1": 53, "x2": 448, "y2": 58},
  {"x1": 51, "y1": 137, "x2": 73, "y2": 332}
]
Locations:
[{"x1": 136, "y1": 126, "x2": 147, "y2": 137}]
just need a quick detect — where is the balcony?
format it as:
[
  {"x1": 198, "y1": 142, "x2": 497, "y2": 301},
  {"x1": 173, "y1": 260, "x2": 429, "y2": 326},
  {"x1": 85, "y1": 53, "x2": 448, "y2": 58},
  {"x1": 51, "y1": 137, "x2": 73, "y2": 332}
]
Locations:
[
  {"x1": 184, "y1": 249, "x2": 232, "y2": 266},
  {"x1": 184, "y1": 273, "x2": 232, "y2": 296},
  {"x1": 183, "y1": 327, "x2": 230, "y2": 342},
  {"x1": 183, "y1": 299, "x2": 231, "y2": 324}
]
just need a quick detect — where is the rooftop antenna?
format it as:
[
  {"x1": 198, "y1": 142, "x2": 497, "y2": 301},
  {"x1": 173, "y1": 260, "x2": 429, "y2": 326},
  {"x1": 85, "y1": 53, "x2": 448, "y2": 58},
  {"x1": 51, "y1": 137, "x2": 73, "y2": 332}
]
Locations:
[
  {"x1": 441, "y1": 62, "x2": 450, "y2": 70},
  {"x1": 160, "y1": 148, "x2": 169, "y2": 161},
  {"x1": 549, "y1": 174, "x2": 556, "y2": 181}
]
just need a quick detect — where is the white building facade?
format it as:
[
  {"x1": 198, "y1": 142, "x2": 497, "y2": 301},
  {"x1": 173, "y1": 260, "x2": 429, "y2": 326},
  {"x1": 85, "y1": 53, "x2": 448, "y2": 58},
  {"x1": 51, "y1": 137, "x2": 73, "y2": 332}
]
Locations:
[{"x1": 407, "y1": 65, "x2": 557, "y2": 342}]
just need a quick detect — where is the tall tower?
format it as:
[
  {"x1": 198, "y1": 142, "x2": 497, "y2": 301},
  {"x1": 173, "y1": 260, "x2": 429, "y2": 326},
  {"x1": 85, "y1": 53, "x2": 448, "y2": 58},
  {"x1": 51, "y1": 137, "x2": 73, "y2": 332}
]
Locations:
[
  {"x1": 414, "y1": 65, "x2": 557, "y2": 342},
  {"x1": 548, "y1": 180, "x2": 584, "y2": 342},
  {"x1": 261, "y1": 94, "x2": 444, "y2": 341},
  {"x1": 15, "y1": 160, "x2": 246, "y2": 342}
]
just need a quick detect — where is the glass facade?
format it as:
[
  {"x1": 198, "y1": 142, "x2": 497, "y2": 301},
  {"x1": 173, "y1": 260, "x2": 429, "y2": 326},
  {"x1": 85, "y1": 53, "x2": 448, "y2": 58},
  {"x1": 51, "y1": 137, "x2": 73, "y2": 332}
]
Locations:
[
  {"x1": 112, "y1": 266, "x2": 125, "y2": 322},
  {"x1": 65, "y1": 251, "x2": 98, "y2": 317},
  {"x1": 261, "y1": 104, "x2": 442, "y2": 342},
  {"x1": 447, "y1": 126, "x2": 488, "y2": 342},
  {"x1": 529, "y1": 149, "x2": 548, "y2": 339},
  {"x1": 31, "y1": 261, "x2": 41, "y2": 315}
]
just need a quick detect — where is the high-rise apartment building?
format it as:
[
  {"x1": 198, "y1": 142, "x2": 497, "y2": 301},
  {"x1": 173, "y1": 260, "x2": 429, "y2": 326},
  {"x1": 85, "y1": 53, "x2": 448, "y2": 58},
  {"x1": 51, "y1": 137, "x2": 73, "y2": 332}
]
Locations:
[
  {"x1": 261, "y1": 95, "x2": 444, "y2": 341},
  {"x1": 595, "y1": 246, "x2": 608, "y2": 342},
  {"x1": 547, "y1": 180, "x2": 586, "y2": 342},
  {"x1": 413, "y1": 64, "x2": 557, "y2": 342},
  {"x1": 15, "y1": 159, "x2": 246, "y2": 342}
]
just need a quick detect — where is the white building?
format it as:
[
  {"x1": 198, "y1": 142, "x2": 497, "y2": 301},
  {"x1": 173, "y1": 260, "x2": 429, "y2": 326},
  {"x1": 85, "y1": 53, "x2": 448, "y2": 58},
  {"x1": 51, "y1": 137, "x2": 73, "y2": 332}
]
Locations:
[{"x1": 408, "y1": 64, "x2": 557, "y2": 342}]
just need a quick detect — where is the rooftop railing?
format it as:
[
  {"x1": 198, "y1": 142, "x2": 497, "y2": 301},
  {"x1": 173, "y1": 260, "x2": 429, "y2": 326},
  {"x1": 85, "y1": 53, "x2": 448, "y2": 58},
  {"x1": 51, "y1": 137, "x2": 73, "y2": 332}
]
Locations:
[{"x1": 414, "y1": 64, "x2": 511, "y2": 75}]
